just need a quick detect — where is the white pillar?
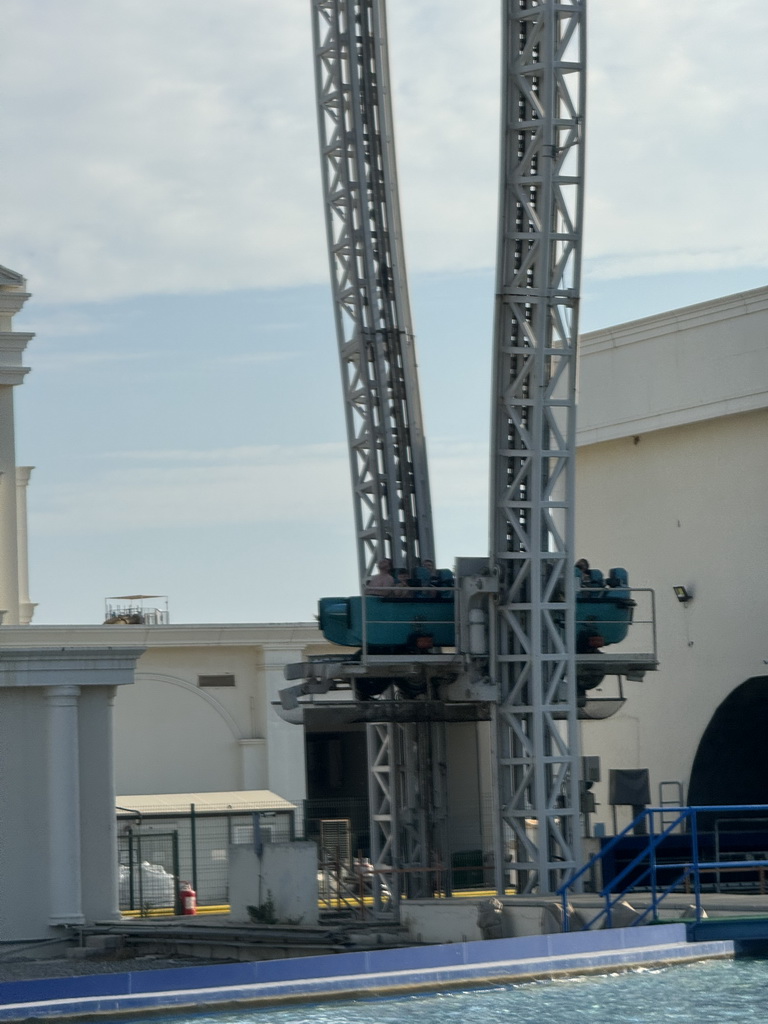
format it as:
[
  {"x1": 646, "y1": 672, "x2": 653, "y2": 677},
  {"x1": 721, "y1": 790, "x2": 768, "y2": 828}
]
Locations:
[
  {"x1": 0, "y1": 269, "x2": 34, "y2": 626},
  {"x1": 0, "y1": 392, "x2": 20, "y2": 624},
  {"x1": 45, "y1": 684, "x2": 85, "y2": 925},
  {"x1": 262, "y1": 645, "x2": 308, "y2": 802},
  {"x1": 16, "y1": 466, "x2": 35, "y2": 624},
  {"x1": 78, "y1": 687, "x2": 122, "y2": 922}
]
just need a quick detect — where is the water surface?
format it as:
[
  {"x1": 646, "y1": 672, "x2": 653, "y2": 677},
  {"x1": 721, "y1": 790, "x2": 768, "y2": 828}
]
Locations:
[{"x1": 135, "y1": 957, "x2": 768, "y2": 1024}]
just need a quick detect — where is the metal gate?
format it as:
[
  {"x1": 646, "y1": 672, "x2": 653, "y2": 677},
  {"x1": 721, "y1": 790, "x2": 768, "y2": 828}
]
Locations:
[{"x1": 118, "y1": 830, "x2": 180, "y2": 914}]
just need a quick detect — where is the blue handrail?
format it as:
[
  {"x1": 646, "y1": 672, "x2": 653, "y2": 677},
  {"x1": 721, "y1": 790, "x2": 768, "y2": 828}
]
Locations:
[{"x1": 558, "y1": 804, "x2": 768, "y2": 931}]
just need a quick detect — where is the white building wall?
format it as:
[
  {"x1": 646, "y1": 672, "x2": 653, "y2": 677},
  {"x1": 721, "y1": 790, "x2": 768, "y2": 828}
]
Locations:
[
  {"x1": 577, "y1": 287, "x2": 768, "y2": 444},
  {"x1": 575, "y1": 286, "x2": 768, "y2": 831},
  {"x1": 0, "y1": 648, "x2": 142, "y2": 940},
  {"x1": 2, "y1": 624, "x2": 344, "y2": 808},
  {"x1": 116, "y1": 672, "x2": 244, "y2": 795}
]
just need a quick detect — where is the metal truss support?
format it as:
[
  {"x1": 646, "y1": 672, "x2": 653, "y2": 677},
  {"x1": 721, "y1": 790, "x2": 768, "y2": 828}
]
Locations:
[
  {"x1": 367, "y1": 722, "x2": 399, "y2": 909},
  {"x1": 314, "y1": 0, "x2": 439, "y2": 905},
  {"x1": 489, "y1": 0, "x2": 587, "y2": 895},
  {"x1": 312, "y1": 0, "x2": 434, "y2": 582},
  {"x1": 366, "y1": 717, "x2": 449, "y2": 909}
]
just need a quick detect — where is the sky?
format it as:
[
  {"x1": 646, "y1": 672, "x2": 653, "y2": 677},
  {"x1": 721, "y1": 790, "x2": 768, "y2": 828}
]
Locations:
[{"x1": 2, "y1": 0, "x2": 768, "y2": 626}]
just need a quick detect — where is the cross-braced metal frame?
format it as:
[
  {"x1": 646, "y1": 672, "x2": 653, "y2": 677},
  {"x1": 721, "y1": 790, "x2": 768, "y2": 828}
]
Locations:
[
  {"x1": 313, "y1": 0, "x2": 440, "y2": 907},
  {"x1": 313, "y1": 0, "x2": 588, "y2": 904},
  {"x1": 312, "y1": 0, "x2": 434, "y2": 583},
  {"x1": 489, "y1": 0, "x2": 586, "y2": 895},
  {"x1": 366, "y1": 719, "x2": 449, "y2": 903}
]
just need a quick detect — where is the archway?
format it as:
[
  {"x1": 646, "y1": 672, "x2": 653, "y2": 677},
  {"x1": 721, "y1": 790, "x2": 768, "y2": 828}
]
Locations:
[{"x1": 688, "y1": 675, "x2": 768, "y2": 811}]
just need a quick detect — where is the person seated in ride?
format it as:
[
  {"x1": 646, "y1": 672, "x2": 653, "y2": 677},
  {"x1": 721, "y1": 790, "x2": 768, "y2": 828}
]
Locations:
[
  {"x1": 575, "y1": 557, "x2": 604, "y2": 590},
  {"x1": 434, "y1": 564, "x2": 455, "y2": 590},
  {"x1": 411, "y1": 558, "x2": 454, "y2": 599},
  {"x1": 393, "y1": 567, "x2": 413, "y2": 597},
  {"x1": 364, "y1": 558, "x2": 395, "y2": 594},
  {"x1": 428, "y1": 559, "x2": 455, "y2": 591},
  {"x1": 575, "y1": 558, "x2": 591, "y2": 586},
  {"x1": 413, "y1": 558, "x2": 438, "y2": 587}
]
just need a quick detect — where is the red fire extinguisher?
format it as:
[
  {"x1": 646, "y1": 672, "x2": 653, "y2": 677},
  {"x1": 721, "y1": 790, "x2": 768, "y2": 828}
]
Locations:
[{"x1": 178, "y1": 881, "x2": 197, "y2": 916}]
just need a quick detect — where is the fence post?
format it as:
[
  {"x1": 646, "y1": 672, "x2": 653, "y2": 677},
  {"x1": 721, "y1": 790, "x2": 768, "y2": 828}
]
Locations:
[
  {"x1": 190, "y1": 803, "x2": 198, "y2": 896},
  {"x1": 649, "y1": 810, "x2": 659, "y2": 922},
  {"x1": 173, "y1": 833, "x2": 182, "y2": 915},
  {"x1": 690, "y1": 809, "x2": 702, "y2": 923},
  {"x1": 128, "y1": 831, "x2": 136, "y2": 912}
]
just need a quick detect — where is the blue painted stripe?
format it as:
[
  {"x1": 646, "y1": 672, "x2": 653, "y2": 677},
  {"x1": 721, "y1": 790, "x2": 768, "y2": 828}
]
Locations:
[{"x1": 0, "y1": 925, "x2": 734, "y2": 1021}]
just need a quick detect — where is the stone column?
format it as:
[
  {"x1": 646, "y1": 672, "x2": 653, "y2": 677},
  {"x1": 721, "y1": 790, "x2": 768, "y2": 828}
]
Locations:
[
  {"x1": 0, "y1": 269, "x2": 34, "y2": 625},
  {"x1": 45, "y1": 685, "x2": 85, "y2": 926},
  {"x1": 0, "y1": 392, "x2": 20, "y2": 624},
  {"x1": 78, "y1": 687, "x2": 122, "y2": 922},
  {"x1": 16, "y1": 467, "x2": 35, "y2": 624}
]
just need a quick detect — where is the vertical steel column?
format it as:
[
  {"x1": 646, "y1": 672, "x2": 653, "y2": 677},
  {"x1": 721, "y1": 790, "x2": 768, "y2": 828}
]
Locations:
[
  {"x1": 489, "y1": 0, "x2": 586, "y2": 894},
  {"x1": 367, "y1": 721, "x2": 400, "y2": 908}
]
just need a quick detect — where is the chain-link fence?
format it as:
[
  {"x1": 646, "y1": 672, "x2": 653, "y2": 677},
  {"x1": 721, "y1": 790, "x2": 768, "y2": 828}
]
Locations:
[
  {"x1": 117, "y1": 795, "x2": 497, "y2": 912},
  {"x1": 117, "y1": 801, "x2": 296, "y2": 910}
]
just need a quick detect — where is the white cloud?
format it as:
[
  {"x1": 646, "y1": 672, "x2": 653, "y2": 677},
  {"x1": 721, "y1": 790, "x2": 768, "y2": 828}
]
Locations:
[
  {"x1": 3, "y1": 0, "x2": 324, "y2": 301},
  {"x1": 585, "y1": 0, "x2": 768, "y2": 272},
  {"x1": 3, "y1": 0, "x2": 768, "y2": 305}
]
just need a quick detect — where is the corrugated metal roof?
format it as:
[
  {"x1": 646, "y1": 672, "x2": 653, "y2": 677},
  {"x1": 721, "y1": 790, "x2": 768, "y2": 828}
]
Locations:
[{"x1": 116, "y1": 790, "x2": 296, "y2": 815}]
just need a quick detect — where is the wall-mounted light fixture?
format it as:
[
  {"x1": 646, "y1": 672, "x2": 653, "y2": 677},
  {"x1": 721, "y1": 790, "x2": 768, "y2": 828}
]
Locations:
[{"x1": 673, "y1": 585, "x2": 693, "y2": 604}]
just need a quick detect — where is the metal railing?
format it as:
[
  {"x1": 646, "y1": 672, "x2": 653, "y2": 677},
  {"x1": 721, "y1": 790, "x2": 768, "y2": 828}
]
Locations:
[{"x1": 558, "y1": 804, "x2": 768, "y2": 931}]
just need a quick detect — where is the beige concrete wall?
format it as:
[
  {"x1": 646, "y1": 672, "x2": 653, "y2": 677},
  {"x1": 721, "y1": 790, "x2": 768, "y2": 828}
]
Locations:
[
  {"x1": 104, "y1": 626, "x2": 339, "y2": 802},
  {"x1": 114, "y1": 667, "x2": 245, "y2": 794},
  {"x1": 576, "y1": 406, "x2": 768, "y2": 831},
  {"x1": 114, "y1": 645, "x2": 264, "y2": 795},
  {"x1": 228, "y1": 842, "x2": 319, "y2": 925},
  {"x1": 577, "y1": 286, "x2": 768, "y2": 444},
  {"x1": 0, "y1": 623, "x2": 342, "y2": 809}
]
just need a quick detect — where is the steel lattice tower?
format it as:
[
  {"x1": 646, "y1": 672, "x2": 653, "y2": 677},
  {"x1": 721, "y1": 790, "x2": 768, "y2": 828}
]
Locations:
[
  {"x1": 489, "y1": 0, "x2": 586, "y2": 894},
  {"x1": 312, "y1": 0, "x2": 588, "y2": 903},
  {"x1": 312, "y1": 0, "x2": 442, "y2": 904},
  {"x1": 313, "y1": 0, "x2": 434, "y2": 582}
]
